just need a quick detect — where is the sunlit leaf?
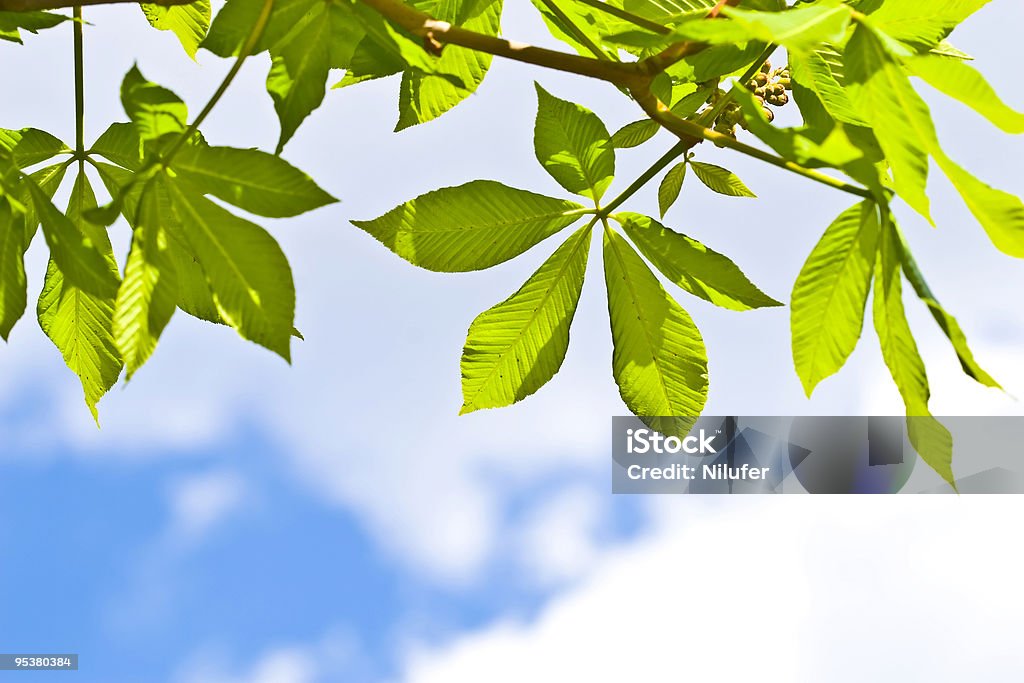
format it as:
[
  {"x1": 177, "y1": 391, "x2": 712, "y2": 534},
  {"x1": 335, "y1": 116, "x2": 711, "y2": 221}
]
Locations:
[
  {"x1": 352, "y1": 180, "x2": 587, "y2": 272},
  {"x1": 617, "y1": 212, "x2": 781, "y2": 311},
  {"x1": 460, "y1": 224, "x2": 591, "y2": 414},
  {"x1": 534, "y1": 83, "x2": 615, "y2": 201},
  {"x1": 791, "y1": 201, "x2": 878, "y2": 396}
]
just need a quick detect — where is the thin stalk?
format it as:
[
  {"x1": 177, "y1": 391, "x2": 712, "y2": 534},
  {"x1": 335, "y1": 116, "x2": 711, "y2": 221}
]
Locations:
[
  {"x1": 600, "y1": 141, "x2": 688, "y2": 217},
  {"x1": 161, "y1": 0, "x2": 274, "y2": 164},
  {"x1": 599, "y1": 46, "x2": 779, "y2": 218},
  {"x1": 73, "y1": 5, "x2": 84, "y2": 172}
]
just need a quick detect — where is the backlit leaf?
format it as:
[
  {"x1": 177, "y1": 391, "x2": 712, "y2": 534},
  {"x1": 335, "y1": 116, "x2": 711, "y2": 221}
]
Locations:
[
  {"x1": 460, "y1": 224, "x2": 591, "y2": 414},
  {"x1": 170, "y1": 144, "x2": 337, "y2": 217},
  {"x1": 689, "y1": 161, "x2": 755, "y2": 198},
  {"x1": 352, "y1": 180, "x2": 587, "y2": 272},
  {"x1": 791, "y1": 201, "x2": 878, "y2": 396},
  {"x1": 604, "y1": 227, "x2": 708, "y2": 429},
  {"x1": 617, "y1": 212, "x2": 781, "y2": 311},
  {"x1": 657, "y1": 161, "x2": 686, "y2": 217},
  {"x1": 36, "y1": 174, "x2": 122, "y2": 421},
  {"x1": 165, "y1": 178, "x2": 296, "y2": 360},
  {"x1": 142, "y1": 0, "x2": 211, "y2": 59},
  {"x1": 534, "y1": 83, "x2": 615, "y2": 201}
]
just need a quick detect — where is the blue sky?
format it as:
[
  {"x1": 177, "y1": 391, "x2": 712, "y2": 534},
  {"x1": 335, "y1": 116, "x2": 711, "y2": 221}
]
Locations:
[{"x1": 2, "y1": 2, "x2": 1024, "y2": 681}]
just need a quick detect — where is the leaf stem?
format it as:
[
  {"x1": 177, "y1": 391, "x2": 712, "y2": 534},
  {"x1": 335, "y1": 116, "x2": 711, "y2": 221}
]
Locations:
[
  {"x1": 600, "y1": 141, "x2": 687, "y2": 217},
  {"x1": 632, "y1": 87, "x2": 872, "y2": 199},
  {"x1": 599, "y1": 46, "x2": 778, "y2": 217},
  {"x1": 161, "y1": 0, "x2": 275, "y2": 164},
  {"x1": 73, "y1": 5, "x2": 84, "y2": 172}
]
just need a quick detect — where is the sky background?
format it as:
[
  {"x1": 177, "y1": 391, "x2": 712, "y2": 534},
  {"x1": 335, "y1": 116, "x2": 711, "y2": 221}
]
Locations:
[{"x1": 1, "y1": 1, "x2": 1024, "y2": 681}]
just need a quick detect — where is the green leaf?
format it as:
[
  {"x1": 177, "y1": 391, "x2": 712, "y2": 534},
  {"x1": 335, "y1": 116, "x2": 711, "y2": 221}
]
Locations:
[
  {"x1": 266, "y1": 0, "x2": 365, "y2": 152},
  {"x1": 113, "y1": 182, "x2": 179, "y2": 379},
  {"x1": 733, "y1": 88, "x2": 872, "y2": 173},
  {"x1": 615, "y1": 212, "x2": 780, "y2": 312},
  {"x1": 120, "y1": 65, "x2": 188, "y2": 144},
  {"x1": 933, "y1": 153, "x2": 1024, "y2": 259},
  {"x1": 533, "y1": 83, "x2": 615, "y2": 201},
  {"x1": 165, "y1": 177, "x2": 295, "y2": 360},
  {"x1": 460, "y1": 224, "x2": 591, "y2": 414},
  {"x1": 0, "y1": 128, "x2": 70, "y2": 168},
  {"x1": 603, "y1": 227, "x2": 708, "y2": 428},
  {"x1": 908, "y1": 415, "x2": 956, "y2": 489},
  {"x1": 872, "y1": 215, "x2": 954, "y2": 486},
  {"x1": 168, "y1": 240, "x2": 223, "y2": 324},
  {"x1": 0, "y1": 163, "x2": 67, "y2": 340},
  {"x1": 352, "y1": 180, "x2": 587, "y2": 272},
  {"x1": 688, "y1": 161, "x2": 755, "y2": 198},
  {"x1": 94, "y1": 162, "x2": 223, "y2": 325},
  {"x1": 611, "y1": 120, "x2": 660, "y2": 149},
  {"x1": 203, "y1": 0, "x2": 321, "y2": 57},
  {"x1": 142, "y1": 0, "x2": 211, "y2": 60},
  {"x1": 528, "y1": 0, "x2": 618, "y2": 60},
  {"x1": 791, "y1": 201, "x2": 879, "y2": 396},
  {"x1": 896, "y1": 227, "x2": 999, "y2": 389},
  {"x1": 667, "y1": 41, "x2": 768, "y2": 84},
  {"x1": 844, "y1": 23, "x2": 937, "y2": 222},
  {"x1": 930, "y1": 40, "x2": 973, "y2": 61},
  {"x1": 170, "y1": 144, "x2": 337, "y2": 217},
  {"x1": 908, "y1": 54, "x2": 1024, "y2": 134},
  {"x1": 37, "y1": 174, "x2": 122, "y2": 422},
  {"x1": 789, "y1": 51, "x2": 868, "y2": 127},
  {"x1": 667, "y1": 1, "x2": 851, "y2": 54},
  {"x1": 0, "y1": 10, "x2": 67, "y2": 44},
  {"x1": 867, "y1": 0, "x2": 990, "y2": 53},
  {"x1": 350, "y1": 1, "x2": 457, "y2": 76},
  {"x1": 844, "y1": 23, "x2": 1020, "y2": 255},
  {"x1": 657, "y1": 161, "x2": 686, "y2": 217},
  {"x1": 0, "y1": 199, "x2": 27, "y2": 341},
  {"x1": 90, "y1": 123, "x2": 144, "y2": 170},
  {"x1": 397, "y1": 0, "x2": 503, "y2": 130},
  {"x1": 27, "y1": 178, "x2": 120, "y2": 299}
]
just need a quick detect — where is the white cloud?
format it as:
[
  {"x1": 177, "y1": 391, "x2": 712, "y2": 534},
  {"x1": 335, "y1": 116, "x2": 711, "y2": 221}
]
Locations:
[
  {"x1": 166, "y1": 470, "x2": 248, "y2": 547},
  {"x1": 175, "y1": 629, "x2": 362, "y2": 683},
  {"x1": 516, "y1": 486, "x2": 604, "y2": 586},
  {"x1": 1, "y1": 3, "x2": 1022, "y2": 590},
  {"x1": 399, "y1": 497, "x2": 1024, "y2": 683}
]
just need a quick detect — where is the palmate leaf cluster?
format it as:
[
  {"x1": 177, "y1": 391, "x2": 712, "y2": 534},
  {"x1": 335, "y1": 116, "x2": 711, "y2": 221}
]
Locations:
[{"x1": 1, "y1": 0, "x2": 1023, "y2": 484}]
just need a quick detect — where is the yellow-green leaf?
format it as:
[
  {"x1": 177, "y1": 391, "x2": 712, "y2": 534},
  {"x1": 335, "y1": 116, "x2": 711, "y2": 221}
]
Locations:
[
  {"x1": 460, "y1": 224, "x2": 591, "y2": 414},
  {"x1": 791, "y1": 201, "x2": 878, "y2": 396},
  {"x1": 141, "y1": 1, "x2": 211, "y2": 60}
]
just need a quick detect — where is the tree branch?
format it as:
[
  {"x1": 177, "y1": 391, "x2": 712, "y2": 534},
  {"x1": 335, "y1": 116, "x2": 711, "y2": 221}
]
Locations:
[
  {"x1": 358, "y1": 0, "x2": 872, "y2": 200},
  {"x1": 359, "y1": 0, "x2": 648, "y2": 85},
  {"x1": 0, "y1": 0, "x2": 190, "y2": 9},
  {"x1": 629, "y1": 85, "x2": 873, "y2": 199}
]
